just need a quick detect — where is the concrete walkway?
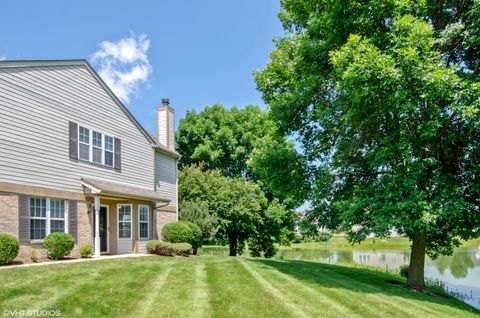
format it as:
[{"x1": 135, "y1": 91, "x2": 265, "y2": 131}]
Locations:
[{"x1": 0, "y1": 253, "x2": 154, "y2": 270}]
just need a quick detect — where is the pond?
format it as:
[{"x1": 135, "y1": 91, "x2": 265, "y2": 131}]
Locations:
[{"x1": 200, "y1": 244, "x2": 480, "y2": 309}]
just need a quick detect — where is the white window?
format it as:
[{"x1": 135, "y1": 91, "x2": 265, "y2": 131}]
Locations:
[
  {"x1": 92, "y1": 131, "x2": 103, "y2": 164},
  {"x1": 104, "y1": 136, "x2": 114, "y2": 167},
  {"x1": 78, "y1": 126, "x2": 90, "y2": 161},
  {"x1": 138, "y1": 205, "x2": 149, "y2": 239},
  {"x1": 78, "y1": 126, "x2": 114, "y2": 167},
  {"x1": 30, "y1": 197, "x2": 67, "y2": 240},
  {"x1": 118, "y1": 204, "x2": 132, "y2": 239}
]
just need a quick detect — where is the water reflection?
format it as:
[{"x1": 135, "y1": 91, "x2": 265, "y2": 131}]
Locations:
[{"x1": 201, "y1": 244, "x2": 480, "y2": 309}]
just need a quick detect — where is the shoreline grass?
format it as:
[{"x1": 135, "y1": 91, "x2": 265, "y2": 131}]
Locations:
[{"x1": 201, "y1": 237, "x2": 480, "y2": 252}]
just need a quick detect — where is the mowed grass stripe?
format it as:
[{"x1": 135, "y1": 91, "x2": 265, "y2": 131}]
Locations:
[
  {"x1": 258, "y1": 259, "x2": 474, "y2": 318},
  {"x1": 257, "y1": 259, "x2": 401, "y2": 317},
  {"x1": 0, "y1": 260, "x2": 118, "y2": 310},
  {"x1": 238, "y1": 258, "x2": 310, "y2": 318},
  {"x1": 144, "y1": 257, "x2": 200, "y2": 318},
  {"x1": 192, "y1": 261, "x2": 212, "y2": 318},
  {"x1": 131, "y1": 267, "x2": 172, "y2": 317},
  {"x1": 290, "y1": 262, "x2": 443, "y2": 317},
  {"x1": 248, "y1": 260, "x2": 362, "y2": 318},
  {"x1": 0, "y1": 265, "x2": 99, "y2": 309},
  {"x1": 205, "y1": 256, "x2": 294, "y2": 318},
  {"x1": 48, "y1": 257, "x2": 174, "y2": 317}
]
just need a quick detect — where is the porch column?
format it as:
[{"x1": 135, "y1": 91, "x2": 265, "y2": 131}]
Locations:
[{"x1": 94, "y1": 195, "x2": 101, "y2": 257}]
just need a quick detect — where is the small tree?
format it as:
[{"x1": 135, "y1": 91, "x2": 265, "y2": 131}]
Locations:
[
  {"x1": 179, "y1": 199, "x2": 219, "y2": 240},
  {"x1": 179, "y1": 164, "x2": 279, "y2": 256}
]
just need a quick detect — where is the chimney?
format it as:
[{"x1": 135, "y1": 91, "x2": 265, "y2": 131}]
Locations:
[{"x1": 157, "y1": 98, "x2": 175, "y2": 151}]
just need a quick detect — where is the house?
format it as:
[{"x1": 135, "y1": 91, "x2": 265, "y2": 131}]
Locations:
[{"x1": 0, "y1": 60, "x2": 179, "y2": 259}]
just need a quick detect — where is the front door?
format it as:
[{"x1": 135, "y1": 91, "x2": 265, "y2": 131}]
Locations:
[{"x1": 93, "y1": 206, "x2": 108, "y2": 253}]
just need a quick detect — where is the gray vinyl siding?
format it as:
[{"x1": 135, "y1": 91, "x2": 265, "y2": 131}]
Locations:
[
  {"x1": 137, "y1": 241, "x2": 148, "y2": 253},
  {"x1": 155, "y1": 153, "x2": 177, "y2": 207},
  {"x1": 117, "y1": 239, "x2": 132, "y2": 254},
  {"x1": 0, "y1": 65, "x2": 155, "y2": 193}
]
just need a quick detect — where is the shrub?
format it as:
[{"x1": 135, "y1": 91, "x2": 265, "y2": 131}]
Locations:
[
  {"x1": 31, "y1": 249, "x2": 39, "y2": 263},
  {"x1": 146, "y1": 240, "x2": 192, "y2": 256},
  {"x1": 179, "y1": 221, "x2": 202, "y2": 254},
  {"x1": 162, "y1": 222, "x2": 193, "y2": 244},
  {"x1": 80, "y1": 244, "x2": 93, "y2": 258},
  {"x1": 0, "y1": 233, "x2": 19, "y2": 265},
  {"x1": 399, "y1": 264, "x2": 409, "y2": 278},
  {"x1": 316, "y1": 232, "x2": 332, "y2": 242},
  {"x1": 43, "y1": 232, "x2": 75, "y2": 260}
]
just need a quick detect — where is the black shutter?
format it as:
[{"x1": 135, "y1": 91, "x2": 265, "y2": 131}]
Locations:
[
  {"x1": 114, "y1": 138, "x2": 121, "y2": 171},
  {"x1": 69, "y1": 121, "x2": 78, "y2": 159},
  {"x1": 68, "y1": 200, "x2": 78, "y2": 242},
  {"x1": 18, "y1": 194, "x2": 30, "y2": 243}
]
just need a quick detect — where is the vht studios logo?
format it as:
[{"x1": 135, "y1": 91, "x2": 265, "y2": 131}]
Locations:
[{"x1": 3, "y1": 309, "x2": 61, "y2": 317}]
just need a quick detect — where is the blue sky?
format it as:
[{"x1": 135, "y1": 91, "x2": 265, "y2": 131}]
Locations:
[{"x1": 0, "y1": 0, "x2": 283, "y2": 133}]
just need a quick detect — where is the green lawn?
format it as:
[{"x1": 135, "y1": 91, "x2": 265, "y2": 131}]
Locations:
[{"x1": 1, "y1": 256, "x2": 478, "y2": 318}]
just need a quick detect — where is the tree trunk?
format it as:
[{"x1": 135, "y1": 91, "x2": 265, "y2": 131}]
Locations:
[
  {"x1": 229, "y1": 233, "x2": 237, "y2": 256},
  {"x1": 407, "y1": 231, "x2": 427, "y2": 291}
]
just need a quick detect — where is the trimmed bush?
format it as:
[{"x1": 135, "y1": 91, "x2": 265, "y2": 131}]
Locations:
[
  {"x1": 146, "y1": 240, "x2": 192, "y2": 256},
  {"x1": 43, "y1": 232, "x2": 75, "y2": 260},
  {"x1": 179, "y1": 221, "x2": 203, "y2": 254},
  {"x1": 399, "y1": 264, "x2": 409, "y2": 278},
  {"x1": 162, "y1": 222, "x2": 193, "y2": 244},
  {"x1": 80, "y1": 244, "x2": 93, "y2": 258},
  {"x1": 0, "y1": 233, "x2": 19, "y2": 265},
  {"x1": 317, "y1": 232, "x2": 332, "y2": 242}
]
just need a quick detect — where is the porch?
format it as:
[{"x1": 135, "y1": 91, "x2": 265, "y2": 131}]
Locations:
[{"x1": 81, "y1": 178, "x2": 171, "y2": 257}]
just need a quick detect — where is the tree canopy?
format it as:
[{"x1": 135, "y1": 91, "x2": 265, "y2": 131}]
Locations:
[
  {"x1": 176, "y1": 104, "x2": 308, "y2": 208},
  {"x1": 255, "y1": 0, "x2": 480, "y2": 291}
]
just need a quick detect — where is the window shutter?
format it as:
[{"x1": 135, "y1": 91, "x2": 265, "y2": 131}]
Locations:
[
  {"x1": 114, "y1": 138, "x2": 121, "y2": 171},
  {"x1": 18, "y1": 194, "x2": 30, "y2": 243},
  {"x1": 68, "y1": 200, "x2": 78, "y2": 242},
  {"x1": 69, "y1": 121, "x2": 78, "y2": 159}
]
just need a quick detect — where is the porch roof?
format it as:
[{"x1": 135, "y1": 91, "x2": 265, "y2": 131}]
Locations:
[{"x1": 81, "y1": 178, "x2": 170, "y2": 203}]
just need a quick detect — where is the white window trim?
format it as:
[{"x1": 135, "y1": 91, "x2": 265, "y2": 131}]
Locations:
[
  {"x1": 30, "y1": 197, "x2": 67, "y2": 243},
  {"x1": 138, "y1": 205, "x2": 150, "y2": 240},
  {"x1": 78, "y1": 125, "x2": 115, "y2": 168},
  {"x1": 78, "y1": 126, "x2": 91, "y2": 162},
  {"x1": 117, "y1": 204, "x2": 133, "y2": 240}
]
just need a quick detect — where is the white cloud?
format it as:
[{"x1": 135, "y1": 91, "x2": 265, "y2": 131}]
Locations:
[
  {"x1": 0, "y1": 55, "x2": 6, "y2": 61},
  {"x1": 91, "y1": 33, "x2": 152, "y2": 103}
]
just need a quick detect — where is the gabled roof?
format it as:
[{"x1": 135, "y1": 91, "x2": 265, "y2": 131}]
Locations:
[
  {"x1": 0, "y1": 59, "x2": 179, "y2": 159},
  {"x1": 147, "y1": 131, "x2": 181, "y2": 159},
  {"x1": 81, "y1": 178, "x2": 170, "y2": 203}
]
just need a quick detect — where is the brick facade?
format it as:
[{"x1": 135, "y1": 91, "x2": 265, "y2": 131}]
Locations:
[
  {"x1": 77, "y1": 201, "x2": 92, "y2": 246},
  {"x1": 155, "y1": 207, "x2": 177, "y2": 240},
  {"x1": 0, "y1": 191, "x2": 178, "y2": 262},
  {"x1": 0, "y1": 192, "x2": 18, "y2": 237}
]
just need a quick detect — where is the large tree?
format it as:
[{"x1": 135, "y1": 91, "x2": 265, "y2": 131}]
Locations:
[
  {"x1": 255, "y1": 0, "x2": 480, "y2": 291},
  {"x1": 176, "y1": 104, "x2": 308, "y2": 208}
]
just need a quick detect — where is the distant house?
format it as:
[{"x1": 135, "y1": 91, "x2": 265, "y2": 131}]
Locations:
[{"x1": 0, "y1": 60, "x2": 178, "y2": 258}]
